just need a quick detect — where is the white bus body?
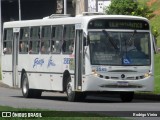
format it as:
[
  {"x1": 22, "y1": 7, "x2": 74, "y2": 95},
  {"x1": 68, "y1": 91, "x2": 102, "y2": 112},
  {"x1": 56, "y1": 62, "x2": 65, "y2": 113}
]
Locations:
[{"x1": 1, "y1": 14, "x2": 155, "y2": 102}]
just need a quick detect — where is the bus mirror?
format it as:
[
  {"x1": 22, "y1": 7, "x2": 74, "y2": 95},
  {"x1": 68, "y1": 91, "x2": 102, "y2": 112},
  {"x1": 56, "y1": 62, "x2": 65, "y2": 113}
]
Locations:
[
  {"x1": 3, "y1": 48, "x2": 7, "y2": 54},
  {"x1": 83, "y1": 36, "x2": 89, "y2": 46},
  {"x1": 152, "y1": 35, "x2": 157, "y2": 54}
]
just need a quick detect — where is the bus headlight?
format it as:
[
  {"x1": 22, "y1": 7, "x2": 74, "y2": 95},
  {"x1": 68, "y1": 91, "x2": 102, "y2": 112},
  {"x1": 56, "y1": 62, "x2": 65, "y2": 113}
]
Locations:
[
  {"x1": 92, "y1": 69, "x2": 99, "y2": 77},
  {"x1": 144, "y1": 73, "x2": 151, "y2": 78},
  {"x1": 92, "y1": 69, "x2": 97, "y2": 74}
]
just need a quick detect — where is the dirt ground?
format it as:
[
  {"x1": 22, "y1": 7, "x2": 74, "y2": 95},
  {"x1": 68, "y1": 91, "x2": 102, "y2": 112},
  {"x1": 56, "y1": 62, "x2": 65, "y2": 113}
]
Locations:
[{"x1": 147, "y1": 0, "x2": 160, "y2": 15}]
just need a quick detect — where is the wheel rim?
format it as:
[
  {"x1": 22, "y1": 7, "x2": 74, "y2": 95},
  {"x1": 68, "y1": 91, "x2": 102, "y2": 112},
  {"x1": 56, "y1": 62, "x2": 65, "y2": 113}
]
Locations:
[
  {"x1": 67, "y1": 83, "x2": 72, "y2": 95},
  {"x1": 22, "y1": 77, "x2": 28, "y2": 94}
]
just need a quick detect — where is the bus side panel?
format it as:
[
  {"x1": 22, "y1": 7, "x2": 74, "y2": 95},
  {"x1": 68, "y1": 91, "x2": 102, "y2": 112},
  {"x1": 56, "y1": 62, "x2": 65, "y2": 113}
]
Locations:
[
  {"x1": 2, "y1": 55, "x2": 13, "y2": 86},
  {"x1": 18, "y1": 55, "x2": 63, "y2": 91},
  {"x1": 28, "y1": 73, "x2": 52, "y2": 90},
  {"x1": 2, "y1": 72, "x2": 13, "y2": 87},
  {"x1": 50, "y1": 74, "x2": 63, "y2": 91}
]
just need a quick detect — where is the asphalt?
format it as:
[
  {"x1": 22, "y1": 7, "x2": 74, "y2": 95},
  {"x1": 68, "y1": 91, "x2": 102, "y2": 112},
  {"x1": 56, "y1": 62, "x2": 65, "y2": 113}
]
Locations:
[{"x1": 0, "y1": 80, "x2": 160, "y2": 101}]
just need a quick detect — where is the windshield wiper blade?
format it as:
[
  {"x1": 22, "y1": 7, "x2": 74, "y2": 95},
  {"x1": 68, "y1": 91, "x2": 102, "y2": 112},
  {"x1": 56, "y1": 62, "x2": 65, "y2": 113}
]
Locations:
[
  {"x1": 128, "y1": 30, "x2": 137, "y2": 43},
  {"x1": 124, "y1": 30, "x2": 137, "y2": 53},
  {"x1": 102, "y1": 30, "x2": 119, "y2": 50}
]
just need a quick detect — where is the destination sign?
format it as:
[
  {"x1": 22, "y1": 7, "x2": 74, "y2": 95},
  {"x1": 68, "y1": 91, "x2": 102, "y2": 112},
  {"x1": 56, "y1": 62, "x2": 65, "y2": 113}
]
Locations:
[{"x1": 88, "y1": 19, "x2": 149, "y2": 30}]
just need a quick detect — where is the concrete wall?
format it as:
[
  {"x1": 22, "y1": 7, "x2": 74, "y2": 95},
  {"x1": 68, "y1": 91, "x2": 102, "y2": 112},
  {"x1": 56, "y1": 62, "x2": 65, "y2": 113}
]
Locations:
[{"x1": 75, "y1": 0, "x2": 111, "y2": 15}]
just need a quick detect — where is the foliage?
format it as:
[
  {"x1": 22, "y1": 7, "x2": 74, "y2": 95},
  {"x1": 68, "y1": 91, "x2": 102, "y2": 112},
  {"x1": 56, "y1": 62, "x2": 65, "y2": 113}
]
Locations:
[
  {"x1": 152, "y1": 26, "x2": 160, "y2": 43},
  {"x1": 106, "y1": 0, "x2": 154, "y2": 18},
  {"x1": 106, "y1": 0, "x2": 138, "y2": 15},
  {"x1": 132, "y1": 3, "x2": 154, "y2": 19}
]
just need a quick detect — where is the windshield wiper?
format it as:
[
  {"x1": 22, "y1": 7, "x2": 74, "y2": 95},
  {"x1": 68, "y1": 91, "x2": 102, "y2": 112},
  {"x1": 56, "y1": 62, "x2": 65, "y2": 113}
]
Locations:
[
  {"x1": 124, "y1": 30, "x2": 137, "y2": 52},
  {"x1": 102, "y1": 30, "x2": 119, "y2": 50},
  {"x1": 128, "y1": 30, "x2": 137, "y2": 44}
]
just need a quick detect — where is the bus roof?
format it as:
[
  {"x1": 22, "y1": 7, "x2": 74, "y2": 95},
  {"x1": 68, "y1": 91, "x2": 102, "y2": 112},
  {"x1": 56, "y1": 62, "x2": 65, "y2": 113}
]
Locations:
[{"x1": 3, "y1": 15, "x2": 149, "y2": 28}]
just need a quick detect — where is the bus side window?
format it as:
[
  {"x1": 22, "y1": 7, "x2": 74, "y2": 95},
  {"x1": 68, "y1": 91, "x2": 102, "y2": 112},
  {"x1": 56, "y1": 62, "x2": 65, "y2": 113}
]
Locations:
[
  {"x1": 19, "y1": 27, "x2": 29, "y2": 54},
  {"x1": 3, "y1": 29, "x2": 13, "y2": 54},
  {"x1": 41, "y1": 26, "x2": 51, "y2": 54},
  {"x1": 30, "y1": 26, "x2": 40, "y2": 54},
  {"x1": 51, "y1": 26, "x2": 62, "y2": 54},
  {"x1": 63, "y1": 25, "x2": 75, "y2": 54}
]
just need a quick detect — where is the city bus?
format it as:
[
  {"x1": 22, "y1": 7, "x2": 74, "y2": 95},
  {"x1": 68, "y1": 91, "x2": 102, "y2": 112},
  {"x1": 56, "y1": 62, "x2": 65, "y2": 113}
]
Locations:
[{"x1": 1, "y1": 13, "x2": 156, "y2": 102}]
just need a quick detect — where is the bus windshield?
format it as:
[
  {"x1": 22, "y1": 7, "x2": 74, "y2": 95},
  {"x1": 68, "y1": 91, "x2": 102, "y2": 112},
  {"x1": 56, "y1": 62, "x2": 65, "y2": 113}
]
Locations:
[{"x1": 89, "y1": 31, "x2": 151, "y2": 66}]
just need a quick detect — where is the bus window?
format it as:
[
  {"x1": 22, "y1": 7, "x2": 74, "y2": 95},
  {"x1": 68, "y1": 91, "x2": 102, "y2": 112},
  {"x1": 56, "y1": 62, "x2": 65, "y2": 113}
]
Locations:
[
  {"x1": 20, "y1": 27, "x2": 29, "y2": 40},
  {"x1": 51, "y1": 26, "x2": 63, "y2": 54},
  {"x1": 19, "y1": 41, "x2": 28, "y2": 53},
  {"x1": 30, "y1": 27, "x2": 40, "y2": 54},
  {"x1": 30, "y1": 26, "x2": 40, "y2": 39},
  {"x1": 41, "y1": 26, "x2": 51, "y2": 54},
  {"x1": 41, "y1": 41, "x2": 50, "y2": 54},
  {"x1": 29, "y1": 41, "x2": 40, "y2": 54},
  {"x1": 62, "y1": 25, "x2": 75, "y2": 54},
  {"x1": 19, "y1": 27, "x2": 29, "y2": 54},
  {"x1": 3, "y1": 28, "x2": 13, "y2": 54}
]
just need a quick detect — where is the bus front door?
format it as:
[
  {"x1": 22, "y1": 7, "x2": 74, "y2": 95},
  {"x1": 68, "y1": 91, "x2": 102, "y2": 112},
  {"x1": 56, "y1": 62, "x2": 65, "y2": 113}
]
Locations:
[
  {"x1": 75, "y1": 30, "x2": 83, "y2": 91},
  {"x1": 12, "y1": 28, "x2": 19, "y2": 87}
]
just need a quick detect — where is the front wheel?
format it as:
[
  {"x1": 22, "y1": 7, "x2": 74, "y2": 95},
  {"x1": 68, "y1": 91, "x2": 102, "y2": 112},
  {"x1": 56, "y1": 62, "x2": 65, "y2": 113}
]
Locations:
[
  {"x1": 66, "y1": 77, "x2": 86, "y2": 102},
  {"x1": 120, "y1": 92, "x2": 134, "y2": 102}
]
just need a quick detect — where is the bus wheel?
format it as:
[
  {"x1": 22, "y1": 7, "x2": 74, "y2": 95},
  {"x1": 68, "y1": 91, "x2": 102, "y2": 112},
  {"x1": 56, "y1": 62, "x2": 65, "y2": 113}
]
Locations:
[
  {"x1": 66, "y1": 81, "x2": 75, "y2": 102},
  {"x1": 22, "y1": 73, "x2": 33, "y2": 98},
  {"x1": 120, "y1": 92, "x2": 134, "y2": 102},
  {"x1": 66, "y1": 77, "x2": 85, "y2": 102}
]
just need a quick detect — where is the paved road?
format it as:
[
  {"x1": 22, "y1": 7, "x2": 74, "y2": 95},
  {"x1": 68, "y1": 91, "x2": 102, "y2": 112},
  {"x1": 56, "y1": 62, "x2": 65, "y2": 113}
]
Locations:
[{"x1": 0, "y1": 86, "x2": 160, "y2": 111}]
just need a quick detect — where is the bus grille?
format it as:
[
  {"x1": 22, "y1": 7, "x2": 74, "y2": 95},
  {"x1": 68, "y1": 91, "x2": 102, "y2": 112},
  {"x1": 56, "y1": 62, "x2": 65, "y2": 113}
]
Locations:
[
  {"x1": 98, "y1": 75, "x2": 144, "y2": 80},
  {"x1": 100, "y1": 84, "x2": 143, "y2": 88}
]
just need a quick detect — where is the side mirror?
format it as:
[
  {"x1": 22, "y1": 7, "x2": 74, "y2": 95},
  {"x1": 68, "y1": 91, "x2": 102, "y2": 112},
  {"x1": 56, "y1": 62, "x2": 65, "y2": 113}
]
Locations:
[
  {"x1": 83, "y1": 36, "x2": 90, "y2": 46},
  {"x1": 3, "y1": 48, "x2": 7, "y2": 54},
  {"x1": 157, "y1": 48, "x2": 160, "y2": 53},
  {"x1": 152, "y1": 35, "x2": 157, "y2": 54}
]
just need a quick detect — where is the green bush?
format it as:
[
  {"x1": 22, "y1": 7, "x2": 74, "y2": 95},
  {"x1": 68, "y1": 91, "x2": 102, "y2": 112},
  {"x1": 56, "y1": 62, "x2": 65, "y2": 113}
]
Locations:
[{"x1": 105, "y1": 0, "x2": 154, "y2": 19}]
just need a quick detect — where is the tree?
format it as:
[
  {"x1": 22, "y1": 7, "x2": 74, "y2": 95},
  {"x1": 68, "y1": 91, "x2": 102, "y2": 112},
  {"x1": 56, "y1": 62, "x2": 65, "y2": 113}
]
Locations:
[
  {"x1": 106, "y1": 0, "x2": 154, "y2": 19},
  {"x1": 106, "y1": 0, "x2": 138, "y2": 15}
]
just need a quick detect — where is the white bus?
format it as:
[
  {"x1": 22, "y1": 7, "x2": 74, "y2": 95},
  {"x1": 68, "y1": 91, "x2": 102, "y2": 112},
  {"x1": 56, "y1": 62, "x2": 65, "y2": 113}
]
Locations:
[{"x1": 1, "y1": 14, "x2": 156, "y2": 102}]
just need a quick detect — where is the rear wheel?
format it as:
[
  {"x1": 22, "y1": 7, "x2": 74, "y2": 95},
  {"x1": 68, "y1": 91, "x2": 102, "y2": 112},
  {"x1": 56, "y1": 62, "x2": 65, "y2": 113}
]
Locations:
[
  {"x1": 22, "y1": 73, "x2": 33, "y2": 98},
  {"x1": 22, "y1": 73, "x2": 42, "y2": 98},
  {"x1": 120, "y1": 92, "x2": 134, "y2": 102}
]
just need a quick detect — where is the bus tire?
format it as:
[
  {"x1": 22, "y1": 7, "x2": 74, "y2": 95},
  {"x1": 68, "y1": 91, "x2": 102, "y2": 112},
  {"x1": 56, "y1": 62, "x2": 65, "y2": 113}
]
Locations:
[
  {"x1": 120, "y1": 92, "x2": 134, "y2": 102},
  {"x1": 66, "y1": 77, "x2": 85, "y2": 102},
  {"x1": 22, "y1": 73, "x2": 33, "y2": 98}
]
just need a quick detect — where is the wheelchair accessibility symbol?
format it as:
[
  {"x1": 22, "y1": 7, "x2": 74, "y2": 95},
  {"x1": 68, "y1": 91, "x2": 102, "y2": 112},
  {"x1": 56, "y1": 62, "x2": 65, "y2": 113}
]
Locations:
[{"x1": 123, "y1": 58, "x2": 131, "y2": 64}]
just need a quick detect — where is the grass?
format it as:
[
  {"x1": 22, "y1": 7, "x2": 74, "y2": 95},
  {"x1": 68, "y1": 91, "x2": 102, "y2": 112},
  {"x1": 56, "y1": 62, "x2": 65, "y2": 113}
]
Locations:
[
  {"x1": 139, "y1": 0, "x2": 160, "y2": 94},
  {"x1": 151, "y1": 14, "x2": 160, "y2": 47},
  {"x1": 0, "y1": 106, "x2": 127, "y2": 120},
  {"x1": 138, "y1": 0, "x2": 160, "y2": 47},
  {"x1": 154, "y1": 54, "x2": 160, "y2": 93}
]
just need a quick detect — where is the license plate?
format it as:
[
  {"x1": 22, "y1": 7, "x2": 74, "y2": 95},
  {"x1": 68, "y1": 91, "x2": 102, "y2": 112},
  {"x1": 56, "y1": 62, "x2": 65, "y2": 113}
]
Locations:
[{"x1": 117, "y1": 81, "x2": 129, "y2": 86}]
